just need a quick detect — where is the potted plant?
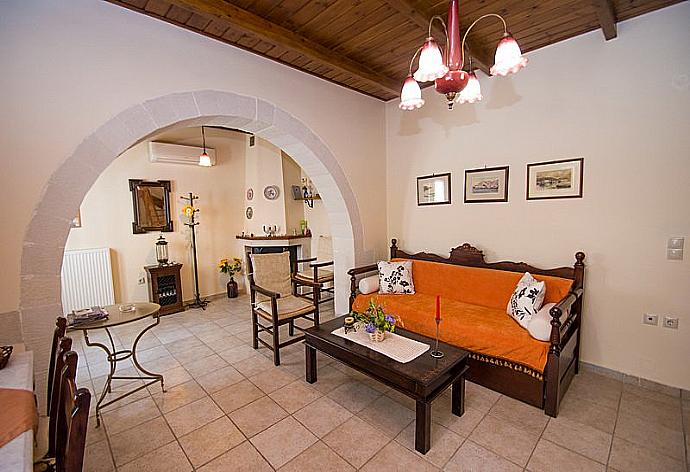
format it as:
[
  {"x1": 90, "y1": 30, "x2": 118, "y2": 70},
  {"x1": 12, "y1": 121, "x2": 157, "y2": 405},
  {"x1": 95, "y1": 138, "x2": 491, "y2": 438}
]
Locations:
[
  {"x1": 351, "y1": 299, "x2": 403, "y2": 342},
  {"x1": 219, "y1": 257, "x2": 242, "y2": 298}
]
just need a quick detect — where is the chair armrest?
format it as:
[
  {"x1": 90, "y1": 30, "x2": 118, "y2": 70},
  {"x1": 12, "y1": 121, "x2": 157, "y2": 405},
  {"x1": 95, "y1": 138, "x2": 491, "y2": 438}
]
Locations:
[
  {"x1": 296, "y1": 257, "x2": 317, "y2": 264},
  {"x1": 251, "y1": 283, "x2": 281, "y2": 300},
  {"x1": 310, "y1": 260, "x2": 334, "y2": 269},
  {"x1": 291, "y1": 276, "x2": 322, "y2": 289},
  {"x1": 347, "y1": 264, "x2": 378, "y2": 276},
  {"x1": 548, "y1": 288, "x2": 584, "y2": 350}
]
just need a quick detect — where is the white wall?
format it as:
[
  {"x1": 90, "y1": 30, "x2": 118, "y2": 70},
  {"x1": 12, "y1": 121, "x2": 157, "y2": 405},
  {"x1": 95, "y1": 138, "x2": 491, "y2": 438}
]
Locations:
[
  {"x1": 0, "y1": 0, "x2": 387, "y2": 317},
  {"x1": 65, "y1": 127, "x2": 246, "y2": 303},
  {"x1": 244, "y1": 139, "x2": 288, "y2": 236},
  {"x1": 385, "y1": 4, "x2": 690, "y2": 389}
]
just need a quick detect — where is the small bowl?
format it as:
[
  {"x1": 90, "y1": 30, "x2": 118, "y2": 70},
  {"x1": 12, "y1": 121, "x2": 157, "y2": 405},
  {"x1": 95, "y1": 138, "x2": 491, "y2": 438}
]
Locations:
[{"x1": 118, "y1": 304, "x2": 136, "y2": 313}]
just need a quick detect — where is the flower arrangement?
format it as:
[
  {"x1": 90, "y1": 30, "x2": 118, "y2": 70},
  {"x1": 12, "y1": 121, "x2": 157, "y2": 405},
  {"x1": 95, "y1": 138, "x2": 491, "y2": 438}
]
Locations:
[
  {"x1": 218, "y1": 257, "x2": 242, "y2": 277},
  {"x1": 351, "y1": 299, "x2": 403, "y2": 342}
]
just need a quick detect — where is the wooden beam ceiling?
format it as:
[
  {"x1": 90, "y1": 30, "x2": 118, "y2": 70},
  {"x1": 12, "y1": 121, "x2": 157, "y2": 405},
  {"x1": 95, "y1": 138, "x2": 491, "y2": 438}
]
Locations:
[
  {"x1": 592, "y1": 0, "x2": 618, "y2": 40},
  {"x1": 379, "y1": 0, "x2": 492, "y2": 75},
  {"x1": 165, "y1": 0, "x2": 401, "y2": 95}
]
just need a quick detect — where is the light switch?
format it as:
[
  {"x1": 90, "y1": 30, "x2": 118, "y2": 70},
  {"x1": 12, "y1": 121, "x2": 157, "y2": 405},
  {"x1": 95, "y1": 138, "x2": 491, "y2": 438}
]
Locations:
[
  {"x1": 667, "y1": 249, "x2": 683, "y2": 261},
  {"x1": 668, "y1": 237, "x2": 685, "y2": 250}
]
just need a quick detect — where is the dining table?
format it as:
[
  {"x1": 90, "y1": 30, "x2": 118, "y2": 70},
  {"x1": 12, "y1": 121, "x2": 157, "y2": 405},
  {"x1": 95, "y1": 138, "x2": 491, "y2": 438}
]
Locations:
[{"x1": 0, "y1": 344, "x2": 37, "y2": 472}]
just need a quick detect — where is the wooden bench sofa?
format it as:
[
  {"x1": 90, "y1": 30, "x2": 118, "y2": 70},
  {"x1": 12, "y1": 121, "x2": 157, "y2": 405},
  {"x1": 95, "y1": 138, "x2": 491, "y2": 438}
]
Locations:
[{"x1": 348, "y1": 239, "x2": 585, "y2": 417}]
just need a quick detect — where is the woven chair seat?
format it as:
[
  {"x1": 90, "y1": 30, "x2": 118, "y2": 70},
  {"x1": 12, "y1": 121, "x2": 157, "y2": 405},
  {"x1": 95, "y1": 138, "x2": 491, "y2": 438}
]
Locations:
[
  {"x1": 294, "y1": 269, "x2": 334, "y2": 284},
  {"x1": 256, "y1": 295, "x2": 315, "y2": 321}
]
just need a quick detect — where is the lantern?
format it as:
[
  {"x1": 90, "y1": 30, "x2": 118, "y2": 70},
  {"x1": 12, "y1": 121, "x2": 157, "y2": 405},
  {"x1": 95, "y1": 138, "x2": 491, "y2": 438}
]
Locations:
[{"x1": 156, "y1": 234, "x2": 169, "y2": 265}]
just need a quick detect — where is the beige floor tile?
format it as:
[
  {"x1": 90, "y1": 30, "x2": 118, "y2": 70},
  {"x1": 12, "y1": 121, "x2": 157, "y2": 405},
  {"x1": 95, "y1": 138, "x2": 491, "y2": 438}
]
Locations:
[
  {"x1": 557, "y1": 395, "x2": 618, "y2": 434},
  {"x1": 183, "y1": 353, "x2": 229, "y2": 378},
  {"x1": 197, "y1": 441, "x2": 273, "y2": 472},
  {"x1": 165, "y1": 336, "x2": 204, "y2": 356},
  {"x1": 359, "y1": 395, "x2": 415, "y2": 437},
  {"x1": 101, "y1": 396, "x2": 161, "y2": 435},
  {"x1": 217, "y1": 344, "x2": 257, "y2": 364},
  {"x1": 432, "y1": 403, "x2": 484, "y2": 437},
  {"x1": 165, "y1": 396, "x2": 224, "y2": 437},
  {"x1": 614, "y1": 411, "x2": 685, "y2": 459},
  {"x1": 82, "y1": 438, "x2": 115, "y2": 472},
  {"x1": 619, "y1": 390, "x2": 683, "y2": 431},
  {"x1": 470, "y1": 413, "x2": 540, "y2": 467},
  {"x1": 269, "y1": 379, "x2": 323, "y2": 413},
  {"x1": 230, "y1": 395, "x2": 288, "y2": 437},
  {"x1": 179, "y1": 416, "x2": 245, "y2": 467},
  {"x1": 157, "y1": 365, "x2": 193, "y2": 390},
  {"x1": 293, "y1": 396, "x2": 354, "y2": 437},
  {"x1": 309, "y1": 364, "x2": 352, "y2": 394},
  {"x1": 85, "y1": 415, "x2": 107, "y2": 446},
  {"x1": 196, "y1": 364, "x2": 245, "y2": 393},
  {"x1": 212, "y1": 379, "x2": 265, "y2": 413},
  {"x1": 608, "y1": 437, "x2": 685, "y2": 472},
  {"x1": 527, "y1": 439, "x2": 605, "y2": 472},
  {"x1": 233, "y1": 354, "x2": 275, "y2": 377},
  {"x1": 117, "y1": 441, "x2": 192, "y2": 472},
  {"x1": 361, "y1": 441, "x2": 440, "y2": 471},
  {"x1": 278, "y1": 441, "x2": 355, "y2": 472},
  {"x1": 445, "y1": 440, "x2": 521, "y2": 472},
  {"x1": 250, "y1": 416, "x2": 318, "y2": 468},
  {"x1": 323, "y1": 416, "x2": 390, "y2": 468},
  {"x1": 565, "y1": 372, "x2": 622, "y2": 410},
  {"x1": 139, "y1": 354, "x2": 182, "y2": 373},
  {"x1": 152, "y1": 379, "x2": 206, "y2": 413},
  {"x1": 249, "y1": 366, "x2": 297, "y2": 393},
  {"x1": 465, "y1": 382, "x2": 501, "y2": 413},
  {"x1": 544, "y1": 415, "x2": 612, "y2": 463},
  {"x1": 109, "y1": 416, "x2": 175, "y2": 467},
  {"x1": 395, "y1": 421, "x2": 464, "y2": 468},
  {"x1": 489, "y1": 395, "x2": 549, "y2": 435},
  {"x1": 171, "y1": 343, "x2": 215, "y2": 365},
  {"x1": 622, "y1": 382, "x2": 681, "y2": 406},
  {"x1": 203, "y1": 334, "x2": 242, "y2": 352},
  {"x1": 328, "y1": 380, "x2": 382, "y2": 413}
]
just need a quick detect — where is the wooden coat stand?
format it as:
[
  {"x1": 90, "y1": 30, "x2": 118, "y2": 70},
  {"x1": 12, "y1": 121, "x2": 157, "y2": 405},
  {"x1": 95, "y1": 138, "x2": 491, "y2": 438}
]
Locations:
[{"x1": 181, "y1": 193, "x2": 208, "y2": 310}]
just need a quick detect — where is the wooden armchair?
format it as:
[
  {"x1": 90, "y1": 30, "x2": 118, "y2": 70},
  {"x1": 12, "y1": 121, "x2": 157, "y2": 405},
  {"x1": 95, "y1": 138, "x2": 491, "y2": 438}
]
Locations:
[
  {"x1": 293, "y1": 235, "x2": 334, "y2": 305},
  {"x1": 248, "y1": 251, "x2": 320, "y2": 366},
  {"x1": 55, "y1": 351, "x2": 91, "y2": 472}
]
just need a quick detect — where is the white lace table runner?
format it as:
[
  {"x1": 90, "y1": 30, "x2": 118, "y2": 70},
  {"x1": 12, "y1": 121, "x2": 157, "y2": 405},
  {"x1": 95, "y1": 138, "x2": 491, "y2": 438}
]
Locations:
[{"x1": 331, "y1": 327, "x2": 430, "y2": 363}]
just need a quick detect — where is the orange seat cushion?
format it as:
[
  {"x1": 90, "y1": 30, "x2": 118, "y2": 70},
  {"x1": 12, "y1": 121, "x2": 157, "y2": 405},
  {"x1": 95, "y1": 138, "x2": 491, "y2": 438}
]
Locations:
[{"x1": 353, "y1": 260, "x2": 574, "y2": 373}]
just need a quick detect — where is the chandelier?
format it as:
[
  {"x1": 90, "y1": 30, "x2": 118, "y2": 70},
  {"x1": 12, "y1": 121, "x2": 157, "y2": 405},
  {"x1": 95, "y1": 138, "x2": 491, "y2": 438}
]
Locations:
[{"x1": 400, "y1": 0, "x2": 527, "y2": 111}]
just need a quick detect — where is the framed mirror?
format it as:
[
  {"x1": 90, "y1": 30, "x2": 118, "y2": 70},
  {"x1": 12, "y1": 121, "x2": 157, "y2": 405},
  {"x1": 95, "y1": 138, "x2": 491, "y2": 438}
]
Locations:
[{"x1": 129, "y1": 179, "x2": 173, "y2": 234}]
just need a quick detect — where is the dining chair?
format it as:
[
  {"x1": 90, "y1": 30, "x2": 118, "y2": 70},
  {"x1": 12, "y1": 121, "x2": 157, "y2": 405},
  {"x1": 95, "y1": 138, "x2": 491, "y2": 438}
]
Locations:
[
  {"x1": 47, "y1": 317, "x2": 67, "y2": 416},
  {"x1": 55, "y1": 351, "x2": 91, "y2": 472},
  {"x1": 293, "y1": 235, "x2": 334, "y2": 305},
  {"x1": 248, "y1": 251, "x2": 320, "y2": 366}
]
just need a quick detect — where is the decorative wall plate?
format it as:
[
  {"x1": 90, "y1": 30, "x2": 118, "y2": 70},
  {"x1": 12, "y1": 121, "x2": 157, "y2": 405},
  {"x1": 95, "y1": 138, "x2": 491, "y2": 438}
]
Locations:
[
  {"x1": 246, "y1": 207, "x2": 253, "y2": 219},
  {"x1": 246, "y1": 188, "x2": 254, "y2": 200},
  {"x1": 263, "y1": 185, "x2": 280, "y2": 200}
]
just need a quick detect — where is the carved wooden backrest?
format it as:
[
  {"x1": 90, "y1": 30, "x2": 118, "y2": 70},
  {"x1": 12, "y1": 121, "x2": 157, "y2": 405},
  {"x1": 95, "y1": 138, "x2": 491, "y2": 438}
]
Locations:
[
  {"x1": 47, "y1": 316, "x2": 67, "y2": 416},
  {"x1": 48, "y1": 335, "x2": 72, "y2": 457},
  {"x1": 56, "y1": 351, "x2": 91, "y2": 472}
]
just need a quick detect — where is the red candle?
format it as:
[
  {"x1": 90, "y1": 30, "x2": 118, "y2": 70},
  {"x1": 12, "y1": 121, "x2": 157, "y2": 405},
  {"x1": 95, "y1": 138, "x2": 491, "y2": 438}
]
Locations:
[{"x1": 436, "y1": 295, "x2": 441, "y2": 321}]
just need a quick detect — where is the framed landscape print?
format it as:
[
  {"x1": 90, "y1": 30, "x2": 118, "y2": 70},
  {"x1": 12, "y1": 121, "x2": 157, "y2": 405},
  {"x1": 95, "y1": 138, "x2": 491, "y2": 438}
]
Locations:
[
  {"x1": 464, "y1": 166, "x2": 509, "y2": 203},
  {"x1": 527, "y1": 158, "x2": 584, "y2": 200},
  {"x1": 417, "y1": 173, "x2": 451, "y2": 206}
]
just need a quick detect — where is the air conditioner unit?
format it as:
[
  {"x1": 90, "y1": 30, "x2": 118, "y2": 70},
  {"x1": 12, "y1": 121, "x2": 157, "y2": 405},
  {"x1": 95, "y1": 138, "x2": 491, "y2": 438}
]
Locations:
[{"x1": 148, "y1": 142, "x2": 217, "y2": 166}]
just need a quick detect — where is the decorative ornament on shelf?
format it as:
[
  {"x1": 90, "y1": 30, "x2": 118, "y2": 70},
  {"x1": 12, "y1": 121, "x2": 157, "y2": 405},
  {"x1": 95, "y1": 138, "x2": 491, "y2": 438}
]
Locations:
[
  {"x1": 301, "y1": 177, "x2": 316, "y2": 208},
  {"x1": 219, "y1": 257, "x2": 242, "y2": 298},
  {"x1": 351, "y1": 299, "x2": 403, "y2": 343},
  {"x1": 399, "y1": 0, "x2": 527, "y2": 111}
]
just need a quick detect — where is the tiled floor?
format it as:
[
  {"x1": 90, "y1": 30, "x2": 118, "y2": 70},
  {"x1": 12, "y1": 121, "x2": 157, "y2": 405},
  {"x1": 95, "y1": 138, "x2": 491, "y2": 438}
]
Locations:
[{"x1": 48, "y1": 296, "x2": 689, "y2": 471}]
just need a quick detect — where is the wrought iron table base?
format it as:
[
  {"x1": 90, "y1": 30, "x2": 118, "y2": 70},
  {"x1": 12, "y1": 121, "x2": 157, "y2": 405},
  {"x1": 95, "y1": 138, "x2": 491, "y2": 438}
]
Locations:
[{"x1": 83, "y1": 315, "x2": 166, "y2": 426}]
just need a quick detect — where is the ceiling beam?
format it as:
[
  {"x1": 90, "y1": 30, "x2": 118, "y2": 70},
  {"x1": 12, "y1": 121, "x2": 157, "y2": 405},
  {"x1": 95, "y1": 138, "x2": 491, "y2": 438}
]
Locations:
[
  {"x1": 165, "y1": 0, "x2": 401, "y2": 94},
  {"x1": 380, "y1": 0, "x2": 492, "y2": 75},
  {"x1": 592, "y1": 0, "x2": 617, "y2": 40}
]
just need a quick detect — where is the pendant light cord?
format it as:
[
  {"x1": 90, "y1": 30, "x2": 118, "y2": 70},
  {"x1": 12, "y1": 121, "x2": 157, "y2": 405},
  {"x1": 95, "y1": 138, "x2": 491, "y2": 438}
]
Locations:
[{"x1": 201, "y1": 126, "x2": 207, "y2": 153}]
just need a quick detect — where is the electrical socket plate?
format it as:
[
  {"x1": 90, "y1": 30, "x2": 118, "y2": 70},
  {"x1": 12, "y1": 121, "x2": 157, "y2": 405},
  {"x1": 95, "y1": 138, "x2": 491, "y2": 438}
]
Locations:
[
  {"x1": 663, "y1": 316, "x2": 679, "y2": 329},
  {"x1": 643, "y1": 313, "x2": 659, "y2": 326},
  {"x1": 138, "y1": 276, "x2": 146, "y2": 285}
]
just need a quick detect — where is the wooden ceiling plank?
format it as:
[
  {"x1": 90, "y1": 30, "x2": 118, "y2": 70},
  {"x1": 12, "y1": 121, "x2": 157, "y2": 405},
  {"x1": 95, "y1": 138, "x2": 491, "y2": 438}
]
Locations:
[
  {"x1": 166, "y1": 4, "x2": 193, "y2": 23},
  {"x1": 592, "y1": 0, "x2": 618, "y2": 40},
  {"x1": 379, "y1": 0, "x2": 491, "y2": 75},
  {"x1": 165, "y1": 0, "x2": 400, "y2": 94},
  {"x1": 144, "y1": 0, "x2": 172, "y2": 16}
]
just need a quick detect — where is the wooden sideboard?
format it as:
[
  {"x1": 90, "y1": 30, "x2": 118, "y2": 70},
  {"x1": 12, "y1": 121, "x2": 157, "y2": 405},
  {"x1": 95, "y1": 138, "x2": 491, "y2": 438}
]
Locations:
[{"x1": 145, "y1": 263, "x2": 184, "y2": 316}]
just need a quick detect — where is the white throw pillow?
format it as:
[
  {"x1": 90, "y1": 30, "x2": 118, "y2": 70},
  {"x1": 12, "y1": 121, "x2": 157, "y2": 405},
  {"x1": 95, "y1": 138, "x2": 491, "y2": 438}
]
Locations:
[
  {"x1": 378, "y1": 261, "x2": 415, "y2": 294},
  {"x1": 358, "y1": 275, "x2": 380, "y2": 294},
  {"x1": 527, "y1": 303, "x2": 570, "y2": 341},
  {"x1": 507, "y1": 272, "x2": 546, "y2": 328}
]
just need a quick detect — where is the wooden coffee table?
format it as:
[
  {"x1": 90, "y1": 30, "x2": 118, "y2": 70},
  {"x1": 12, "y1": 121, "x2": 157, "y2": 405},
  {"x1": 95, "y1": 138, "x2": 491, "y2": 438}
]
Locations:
[{"x1": 304, "y1": 316, "x2": 469, "y2": 454}]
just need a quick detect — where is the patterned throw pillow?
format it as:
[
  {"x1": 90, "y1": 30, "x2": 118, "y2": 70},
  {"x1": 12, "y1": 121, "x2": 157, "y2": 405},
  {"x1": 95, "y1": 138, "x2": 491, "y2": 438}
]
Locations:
[
  {"x1": 378, "y1": 261, "x2": 415, "y2": 294},
  {"x1": 507, "y1": 272, "x2": 546, "y2": 328}
]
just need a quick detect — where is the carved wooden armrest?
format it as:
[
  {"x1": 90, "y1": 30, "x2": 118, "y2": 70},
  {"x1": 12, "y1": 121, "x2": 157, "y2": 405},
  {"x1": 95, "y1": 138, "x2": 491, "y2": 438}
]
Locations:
[
  {"x1": 549, "y1": 287, "x2": 584, "y2": 348},
  {"x1": 347, "y1": 264, "x2": 378, "y2": 276},
  {"x1": 251, "y1": 283, "x2": 281, "y2": 300},
  {"x1": 291, "y1": 276, "x2": 322, "y2": 289}
]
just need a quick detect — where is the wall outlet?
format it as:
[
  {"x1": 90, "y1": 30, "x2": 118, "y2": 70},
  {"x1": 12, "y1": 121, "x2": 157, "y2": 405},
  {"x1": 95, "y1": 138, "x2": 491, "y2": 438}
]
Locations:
[
  {"x1": 138, "y1": 275, "x2": 146, "y2": 285},
  {"x1": 643, "y1": 313, "x2": 659, "y2": 326},
  {"x1": 663, "y1": 316, "x2": 679, "y2": 329}
]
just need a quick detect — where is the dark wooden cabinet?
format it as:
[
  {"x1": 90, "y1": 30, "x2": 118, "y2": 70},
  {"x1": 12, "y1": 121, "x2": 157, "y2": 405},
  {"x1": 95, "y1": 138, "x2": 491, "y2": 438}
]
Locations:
[{"x1": 145, "y1": 263, "x2": 184, "y2": 316}]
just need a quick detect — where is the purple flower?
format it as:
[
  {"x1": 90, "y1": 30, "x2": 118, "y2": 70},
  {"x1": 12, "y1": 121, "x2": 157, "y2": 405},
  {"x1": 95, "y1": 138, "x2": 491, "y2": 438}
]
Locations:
[
  {"x1": 384, "y1": 315, "x2": 395, "y2": 324},
  {"x1": 364, "y1": 323, "x2": 376, "y2": 333}
]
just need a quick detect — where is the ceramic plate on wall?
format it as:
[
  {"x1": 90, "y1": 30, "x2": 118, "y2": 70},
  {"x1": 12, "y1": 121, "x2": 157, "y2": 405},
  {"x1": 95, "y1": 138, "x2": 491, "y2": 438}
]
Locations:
[
  {"x1": 263, "y1": 185, "x2": 280, "y2": 200},
  {"x1": 246, "y1": 188, "x2": 254, "y2": 200},
  {"x1": 246, "y1": 207, "x2": 253, "y2": 219}
]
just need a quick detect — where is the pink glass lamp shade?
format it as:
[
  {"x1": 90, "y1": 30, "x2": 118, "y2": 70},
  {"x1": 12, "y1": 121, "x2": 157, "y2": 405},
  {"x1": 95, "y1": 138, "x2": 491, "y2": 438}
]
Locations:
[
  {"x1": 414, "y1": 37, "x2": 448, "y2": 82},
  {"x1": 399, "y1": 76, "x2": 425, "y2": 111},
  {"x1": 490, "y1": 33, "x2": 528, "y2": 76},
  {"x1": 198, "y1": 152, "x2": 212, "y2": 167},
  {"x1": 456, "y1": 71, "x2": 482, "y2": 104}
]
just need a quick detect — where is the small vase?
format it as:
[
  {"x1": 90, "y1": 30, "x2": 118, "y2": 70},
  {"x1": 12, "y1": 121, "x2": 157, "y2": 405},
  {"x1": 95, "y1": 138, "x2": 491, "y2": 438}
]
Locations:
[
  {"x1": 369, "y1": 330, "x2": 386, "y2": 342},
  {"x1": 226, "y1": 277, "x2": 238, "y2": 298}
]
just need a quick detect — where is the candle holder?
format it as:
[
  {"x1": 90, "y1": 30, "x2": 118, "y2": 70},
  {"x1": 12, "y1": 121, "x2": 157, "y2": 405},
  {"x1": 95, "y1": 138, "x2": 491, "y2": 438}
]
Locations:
[{"x1": 430, "y1": 318, "x2": 444, "y2": 358}]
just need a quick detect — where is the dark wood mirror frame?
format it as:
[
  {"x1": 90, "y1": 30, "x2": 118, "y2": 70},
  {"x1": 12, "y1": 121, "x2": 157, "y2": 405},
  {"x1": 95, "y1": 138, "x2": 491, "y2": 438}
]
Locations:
[{"x1": 129, "y1": 179, "x2": 173, "y2": 234}]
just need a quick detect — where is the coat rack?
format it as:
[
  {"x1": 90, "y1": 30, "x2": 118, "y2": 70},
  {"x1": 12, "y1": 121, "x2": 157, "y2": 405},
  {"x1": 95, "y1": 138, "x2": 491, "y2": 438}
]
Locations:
[{"x1": 181, "y1": 192, "x2": 208, "y2": 310}]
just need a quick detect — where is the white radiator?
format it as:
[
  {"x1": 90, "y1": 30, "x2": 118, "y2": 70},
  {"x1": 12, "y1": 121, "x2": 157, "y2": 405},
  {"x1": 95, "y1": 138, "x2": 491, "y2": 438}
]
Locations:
[{"x1": 61, "y1": 248, "x2": 115, "y2": 315}]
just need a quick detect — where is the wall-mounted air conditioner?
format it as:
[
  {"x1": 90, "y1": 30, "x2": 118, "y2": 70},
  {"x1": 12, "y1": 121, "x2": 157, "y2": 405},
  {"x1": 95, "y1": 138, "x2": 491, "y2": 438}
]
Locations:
[{"x1": 148, "y1": 142, "x2": 217, "y2": 166}]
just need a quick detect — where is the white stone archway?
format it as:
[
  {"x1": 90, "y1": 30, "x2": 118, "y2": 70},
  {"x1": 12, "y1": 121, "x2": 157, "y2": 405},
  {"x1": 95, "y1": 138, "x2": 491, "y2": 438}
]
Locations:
[{"x1": 19, "y1": 90, "x2": 364, "y2": 401}]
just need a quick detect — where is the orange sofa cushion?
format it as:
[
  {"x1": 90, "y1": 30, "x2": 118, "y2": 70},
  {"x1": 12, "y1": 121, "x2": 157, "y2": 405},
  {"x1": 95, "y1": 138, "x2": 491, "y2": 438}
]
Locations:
[{"x1": 353, "y1": 260, "x2": 574, "y2": 373}]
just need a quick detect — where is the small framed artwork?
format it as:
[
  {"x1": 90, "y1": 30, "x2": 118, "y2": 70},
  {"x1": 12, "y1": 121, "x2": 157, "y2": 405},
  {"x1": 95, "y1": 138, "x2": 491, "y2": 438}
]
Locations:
[
  {"x1": 527, "y1": 158, "x2": 584, "y2": 200},
  {"x1": 70, "y1": 209, "x2": 82, "y2": 228},
  {"x1": 417, "y1": 173, "x2": 451, "y2": 206},
  {"x1": 291, "y1": 185, "x2": 303, "y2": 200},
  {"x1": 464, "y1": 166, "x2": 509, "y2": 203}
]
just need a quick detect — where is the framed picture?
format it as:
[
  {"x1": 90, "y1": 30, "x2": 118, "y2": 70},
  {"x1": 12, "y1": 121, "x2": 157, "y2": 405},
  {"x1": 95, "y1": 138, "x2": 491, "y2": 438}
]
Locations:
[
  {"x1": 527, "y1": 158, "x2": 584, "y2": 200},
  {"x1": 70, "y1": 209, "x2": 82, "y2": 228},
  {"x1": 417, "y1": 173, "x2": 451, "y2": 206},
  {"x1": 291, "y1": 185, "x2": 303, "y2": 200},
  {"x1": 464, "y1": 166, "x2": 509, "y2": 203}
]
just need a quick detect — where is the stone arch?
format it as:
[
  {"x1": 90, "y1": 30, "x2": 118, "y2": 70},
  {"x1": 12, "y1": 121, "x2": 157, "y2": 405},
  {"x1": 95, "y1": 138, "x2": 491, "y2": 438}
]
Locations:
[{"x1": 19, "y1": 90, "x2": 364, "y2": 400}]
